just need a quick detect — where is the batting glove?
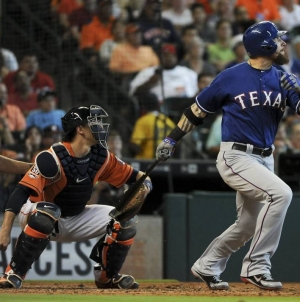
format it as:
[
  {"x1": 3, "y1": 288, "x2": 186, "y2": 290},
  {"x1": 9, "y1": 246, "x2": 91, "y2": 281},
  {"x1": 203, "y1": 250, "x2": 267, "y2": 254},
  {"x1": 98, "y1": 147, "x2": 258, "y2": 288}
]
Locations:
[
  {"x1": 156, "y1": 137, "x2": 177, "y2": 162},
  {"x1": 280, "y1": 73, "x2": 300, "y2": 92}
]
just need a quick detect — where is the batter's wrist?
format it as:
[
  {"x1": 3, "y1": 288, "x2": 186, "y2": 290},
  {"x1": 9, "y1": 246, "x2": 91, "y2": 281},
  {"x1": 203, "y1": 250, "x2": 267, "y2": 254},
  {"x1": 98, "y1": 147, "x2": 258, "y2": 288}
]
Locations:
[{"x1": 167, "y1": 126, "x2": 186, "y2": 142}]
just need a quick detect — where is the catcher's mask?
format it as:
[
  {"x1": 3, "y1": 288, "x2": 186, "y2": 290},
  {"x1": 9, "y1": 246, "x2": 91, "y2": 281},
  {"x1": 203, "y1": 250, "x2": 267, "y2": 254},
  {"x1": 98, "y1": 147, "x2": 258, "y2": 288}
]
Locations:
[{"x1": 61, "y1": 105, "x2": 110, "y2": 148}]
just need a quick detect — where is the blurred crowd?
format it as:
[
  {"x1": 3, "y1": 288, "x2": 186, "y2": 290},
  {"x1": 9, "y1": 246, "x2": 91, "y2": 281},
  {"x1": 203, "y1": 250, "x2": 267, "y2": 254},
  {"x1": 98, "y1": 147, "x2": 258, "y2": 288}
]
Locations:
[{"x1": 1, "y1": 0, "x2": 300, "y2": 207}]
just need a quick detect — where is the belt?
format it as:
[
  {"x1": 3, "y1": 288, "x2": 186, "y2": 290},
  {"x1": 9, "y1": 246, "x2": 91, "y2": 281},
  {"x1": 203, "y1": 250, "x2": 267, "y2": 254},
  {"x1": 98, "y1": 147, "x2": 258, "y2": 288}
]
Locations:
[{"x1": 232, "y1": 143, "x2": 273, "y2": 157}]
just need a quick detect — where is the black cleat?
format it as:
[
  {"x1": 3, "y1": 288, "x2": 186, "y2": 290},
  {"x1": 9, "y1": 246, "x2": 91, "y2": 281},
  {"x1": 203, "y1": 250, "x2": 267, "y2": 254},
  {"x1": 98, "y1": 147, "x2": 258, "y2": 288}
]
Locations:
[
  {"x1": 95, "y1": 274, "x2": 139, "y2": 289},
  {"x1": 0, "y1": 273, "x2": 23, "y2": 289},
  {"x1": 191, "y1": 266, "x2": 229, "y2": 290}
]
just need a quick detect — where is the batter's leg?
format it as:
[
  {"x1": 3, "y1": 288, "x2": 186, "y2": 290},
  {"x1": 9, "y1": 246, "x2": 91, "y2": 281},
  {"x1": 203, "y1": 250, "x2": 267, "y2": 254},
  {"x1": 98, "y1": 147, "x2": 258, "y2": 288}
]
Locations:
[{"x1": 192, "y1": 192, "x2": 263, "y2": 276}]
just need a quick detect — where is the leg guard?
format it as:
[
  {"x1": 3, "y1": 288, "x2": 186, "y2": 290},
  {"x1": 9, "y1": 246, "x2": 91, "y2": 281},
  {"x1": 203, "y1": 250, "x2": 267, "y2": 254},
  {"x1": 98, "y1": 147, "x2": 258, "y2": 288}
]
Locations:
[
  {"x1": 10, "y1": 202, "x2": 60, "y2": 278},
  {"x1": 90, "y1": 216, "x2": 137, "y2": 280}
]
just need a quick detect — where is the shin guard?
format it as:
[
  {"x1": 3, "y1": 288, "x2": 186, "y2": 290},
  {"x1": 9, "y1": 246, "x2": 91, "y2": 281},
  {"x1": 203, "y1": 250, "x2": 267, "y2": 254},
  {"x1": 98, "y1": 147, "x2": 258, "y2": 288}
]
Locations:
[{"x1": 90, "y1": 216, "x2": 137, "y2": 280}]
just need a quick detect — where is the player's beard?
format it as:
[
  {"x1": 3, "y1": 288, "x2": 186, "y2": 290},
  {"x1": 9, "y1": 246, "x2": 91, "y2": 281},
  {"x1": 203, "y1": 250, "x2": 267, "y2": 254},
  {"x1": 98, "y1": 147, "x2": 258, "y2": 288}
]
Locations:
[{"x1": 272, "y1": 51, "x2": 289, "y2": 65}]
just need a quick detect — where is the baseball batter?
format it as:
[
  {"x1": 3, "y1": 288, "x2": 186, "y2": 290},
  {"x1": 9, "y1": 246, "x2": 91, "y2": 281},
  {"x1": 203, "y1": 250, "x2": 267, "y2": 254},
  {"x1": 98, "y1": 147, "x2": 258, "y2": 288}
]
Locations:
[
  {"x1": 0, "y1": 105, "x2": 152, "y2": 289},
  {"x1": 156, "y1": 21, "x2": 300, "y2": 290}
]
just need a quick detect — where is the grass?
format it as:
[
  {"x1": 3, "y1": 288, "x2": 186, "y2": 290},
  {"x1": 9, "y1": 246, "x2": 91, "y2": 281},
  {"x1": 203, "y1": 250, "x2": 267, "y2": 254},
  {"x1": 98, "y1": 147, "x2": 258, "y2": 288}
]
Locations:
[{"x1": 1, "y1": 295, "x2": 300, "y2": 302}]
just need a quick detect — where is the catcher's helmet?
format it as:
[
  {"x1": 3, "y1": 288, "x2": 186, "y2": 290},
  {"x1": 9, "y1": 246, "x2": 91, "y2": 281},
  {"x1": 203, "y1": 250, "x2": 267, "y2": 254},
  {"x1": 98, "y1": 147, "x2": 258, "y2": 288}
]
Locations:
[
  {"x1": 243, "y1": 21, "x2": 287, "y2": 58},
  {"x1": 61, "y1": 105, "x2": 110, "y2": 148}
]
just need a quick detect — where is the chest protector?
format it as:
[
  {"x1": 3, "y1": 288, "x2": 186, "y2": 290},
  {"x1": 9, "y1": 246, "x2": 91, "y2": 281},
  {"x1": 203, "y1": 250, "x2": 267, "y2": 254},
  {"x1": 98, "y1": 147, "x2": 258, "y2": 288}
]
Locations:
[{"x1": 52, "y1": 144, "x2": 108, "y2": 217}]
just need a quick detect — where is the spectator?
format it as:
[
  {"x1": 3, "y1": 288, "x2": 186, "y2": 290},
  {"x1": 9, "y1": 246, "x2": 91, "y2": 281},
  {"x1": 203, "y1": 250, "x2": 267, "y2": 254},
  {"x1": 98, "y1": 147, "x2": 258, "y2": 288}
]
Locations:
[
  {"x1": 273, "y1": 123, "x2": 291, "y2": 174},
  {"x1": 206, "y1": 0, "x2": 235, "y2": 34},
  {"x1": 26, "y1": 87, "x2": 66, "y2": 130},
  {"x1": 7, "y1": 70, "x2": 39, "y2": 116},
  {"x1": 0, "y1": 52, "x2": 9, "y2": 82},
  {"x1": 80, "y1": 0, "x2": 115, "y2": 52},
  {"x1": 197, "y1": 72, "x2": 215, "y2": 92},
  {"x1": 61, "y1": 0, "x2": 97, "y2": 50},
  {"x1": 180, "y1": 35, "x2": 216, "y2": 75},
  {"x1": 55, "y1": 0, "x2": 83, "y2": 34},
  {"x1": 115, "y1": 0, "x2": 146, "y2": 22},
  {"x1": 129, "y1": 93, "x2": 176, "y2": 159},
  {"x1": 0, "y1": 47, "x2": 18, "y2": 71},
  {"x1": 205, "y1": 113, "x2": 222, "y2": 158},
  {"x1": 235, "y1": 0, "x2": 281, "y2": 25},
  {"x1": 231, "y1": 5, "x2": 256, "y2": 36},
  {"x1": 23, "y1": 126, "x2": 44, "y2": 162},
  {"x1": 109, "y1": 23, "x2": 159, "y2": 74},
  {"x1": 225, "y1": 34, "x2": 248, "y2": 68},
  {"x1": 99, "y1": 19, "x2": 126, "y2": 66},
  {"x1": 162, "y1": 0, "x2": 193, "y2": 34},
  {"x1": 189, "y1": 3, "x2": 216, "y2": 43},
  {"x1": 279, "y1": 0, "x2": 300, "y2": 31},
  {"x1": 41, "y1": 124, "x2": 63, "y2": 149},
  {"x1": 3, "y1": 54, "x2": 55, "y2": 94},
  {"x1": 138, "y1": 0, "x2": 182, "y2": 56},
  {"x1": 130, "y1": 43, "x2": 198, "y2": 104},
  {"x1": 207, "y1": 19, "x2": 236, "y2": 73},
  {"x1": 0, "y1": 83, "x2": 26, "y2": 138},
  {"x1": 287, "y1": 120, "x2": 300, "y2": 151}
]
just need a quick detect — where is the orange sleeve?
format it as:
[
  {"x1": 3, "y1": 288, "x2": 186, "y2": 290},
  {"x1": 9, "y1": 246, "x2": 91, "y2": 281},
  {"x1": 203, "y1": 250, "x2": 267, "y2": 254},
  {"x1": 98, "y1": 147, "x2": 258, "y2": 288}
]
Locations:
[
  {"x1": 266, "y1": 1, "x2": 281, "y2": 20},
  {"x1": 14, "y1": 106, "x2": 26, "y2": 131},
  {"x1": 109, "y1": 46, "x2": 122, "y2": 71},
  {"x1": 19, "y1": 164, "x2": 48, "y2": 198},
  {"x1": 97, "y1": 153, "x2": 134, "y2": 188},
  {"x1": 80, "y1": 23, "x2": 95, "y2": 49}
]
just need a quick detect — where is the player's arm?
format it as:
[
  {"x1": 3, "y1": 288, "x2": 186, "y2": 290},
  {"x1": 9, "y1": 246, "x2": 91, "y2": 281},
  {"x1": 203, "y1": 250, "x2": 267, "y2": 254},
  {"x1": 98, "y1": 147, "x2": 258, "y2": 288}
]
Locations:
[
  {"x1": 0, "y1": 156, "x2": 32, "y2": 174},
  {"x1": 156, "y1": 103, "x2": 207, "y2": 161},
  {"x1": 0, "y1": 184, "x2": 32, "y2": 251}
]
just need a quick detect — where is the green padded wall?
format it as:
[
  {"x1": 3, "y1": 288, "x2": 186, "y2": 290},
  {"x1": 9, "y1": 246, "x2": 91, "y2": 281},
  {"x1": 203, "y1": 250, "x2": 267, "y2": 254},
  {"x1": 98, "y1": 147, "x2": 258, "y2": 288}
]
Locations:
[{"x1": 164, "y1": 191, "x2": 300, "y2": 282}]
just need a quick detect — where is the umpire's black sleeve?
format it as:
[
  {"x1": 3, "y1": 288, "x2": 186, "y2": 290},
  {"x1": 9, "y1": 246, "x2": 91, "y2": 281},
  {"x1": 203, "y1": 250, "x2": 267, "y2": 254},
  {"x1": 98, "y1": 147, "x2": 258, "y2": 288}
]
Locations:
[{"x1": 5, "y1": 184, "x2": 32, "y2": 215}]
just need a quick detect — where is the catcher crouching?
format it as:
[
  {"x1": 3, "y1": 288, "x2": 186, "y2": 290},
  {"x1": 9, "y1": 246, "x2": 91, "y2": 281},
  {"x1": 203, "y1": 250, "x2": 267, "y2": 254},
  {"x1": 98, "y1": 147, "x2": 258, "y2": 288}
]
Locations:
[{"x1": 0, "y1": 105, "x2": 152, "y2": 289}]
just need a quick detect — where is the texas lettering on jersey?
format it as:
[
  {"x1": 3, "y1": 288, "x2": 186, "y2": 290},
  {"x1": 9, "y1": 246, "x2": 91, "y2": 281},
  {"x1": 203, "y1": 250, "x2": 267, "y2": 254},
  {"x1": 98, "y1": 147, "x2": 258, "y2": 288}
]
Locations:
[{"x1": 234, "y1": 91, "x2": 286, "y2": 112}]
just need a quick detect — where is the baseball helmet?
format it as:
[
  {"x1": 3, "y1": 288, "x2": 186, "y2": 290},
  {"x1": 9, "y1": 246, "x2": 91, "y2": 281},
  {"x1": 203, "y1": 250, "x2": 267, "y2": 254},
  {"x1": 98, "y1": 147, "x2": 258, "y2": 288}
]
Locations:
[
  {"x1": 243, "y1": 21, "x2": 287, "y2": 58},
  {"x1": 61, "y1": 105, "x2": 110, "y2": 148}
]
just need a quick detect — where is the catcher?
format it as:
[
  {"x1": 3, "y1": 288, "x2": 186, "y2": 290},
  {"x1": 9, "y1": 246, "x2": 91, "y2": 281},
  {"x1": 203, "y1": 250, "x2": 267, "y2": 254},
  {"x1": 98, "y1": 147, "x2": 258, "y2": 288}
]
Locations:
[{"x1": 0, "y1": 105, "x2": 152, "y2": 289}]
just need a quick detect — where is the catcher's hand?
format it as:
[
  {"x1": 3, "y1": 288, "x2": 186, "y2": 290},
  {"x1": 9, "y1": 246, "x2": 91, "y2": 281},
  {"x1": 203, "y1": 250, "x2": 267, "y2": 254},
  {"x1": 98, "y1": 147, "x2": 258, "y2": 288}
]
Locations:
[
  {"x1": 280, "y1": 73, "x2": 300, "y2": 92},
  {"x1": 156, "y1": 137, "x2": 177, "y2": 162}
]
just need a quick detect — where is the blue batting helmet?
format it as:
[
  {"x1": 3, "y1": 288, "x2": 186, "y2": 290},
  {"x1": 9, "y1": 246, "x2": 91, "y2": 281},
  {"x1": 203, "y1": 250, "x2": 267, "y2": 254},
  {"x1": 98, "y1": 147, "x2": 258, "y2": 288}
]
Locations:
[{"x1": 243, "y1": 21, "x2": 287, "y2": 58}]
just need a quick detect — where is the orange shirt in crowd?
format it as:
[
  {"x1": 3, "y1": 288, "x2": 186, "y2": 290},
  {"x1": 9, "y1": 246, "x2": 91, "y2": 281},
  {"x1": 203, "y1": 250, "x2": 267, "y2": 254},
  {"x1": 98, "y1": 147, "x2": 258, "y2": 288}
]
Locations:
[
  {"x1": 80, "y1": 16, "x2": 115, "y2": 51},
  {"x1": 235, "y1": 0, "x2": 281, "y2": 22},
  {"x1": 109, "y1": 43, "x2": 160, "y2": 74},
  {"x1": 196, "y1": 0, "x2": 214, "y2": 14},
  {"x1": 56, "y1": 0, "x2": 83, "y2": 14},
  {"x1": 0, "y1": 104, "x2": 26, "y2": 132}
]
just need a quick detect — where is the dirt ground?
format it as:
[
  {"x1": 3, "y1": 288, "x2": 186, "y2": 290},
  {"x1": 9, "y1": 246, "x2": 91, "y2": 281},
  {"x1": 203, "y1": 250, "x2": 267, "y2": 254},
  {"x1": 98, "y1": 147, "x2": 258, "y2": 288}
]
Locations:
[{"x1": 2, "y1": 281, "x2": 300, "y2": 297}]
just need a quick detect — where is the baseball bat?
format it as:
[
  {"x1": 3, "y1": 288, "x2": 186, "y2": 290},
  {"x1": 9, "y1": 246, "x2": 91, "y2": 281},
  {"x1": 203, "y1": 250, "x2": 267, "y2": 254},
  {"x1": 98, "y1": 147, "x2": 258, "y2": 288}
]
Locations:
[{"x1": 110, "y1": 159, "x2": 160, "y2": 219}]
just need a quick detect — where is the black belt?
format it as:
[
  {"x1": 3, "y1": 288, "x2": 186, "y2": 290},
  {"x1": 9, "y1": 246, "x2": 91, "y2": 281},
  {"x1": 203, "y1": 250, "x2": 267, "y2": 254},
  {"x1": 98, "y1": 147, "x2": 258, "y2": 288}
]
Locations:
[{"x1": 232, "y1": 143, "x2": 273, "y2": 157}]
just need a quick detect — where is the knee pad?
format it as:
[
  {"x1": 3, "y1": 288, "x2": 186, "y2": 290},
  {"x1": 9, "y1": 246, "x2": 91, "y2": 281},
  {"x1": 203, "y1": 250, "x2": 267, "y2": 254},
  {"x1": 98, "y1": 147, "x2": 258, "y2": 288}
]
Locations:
[
  {"x1": 27, "y1": 202, "x2": 61, "y2": 235},
  {"x1": 90, "y1": 216, "x2": 137, "y2": 279}
]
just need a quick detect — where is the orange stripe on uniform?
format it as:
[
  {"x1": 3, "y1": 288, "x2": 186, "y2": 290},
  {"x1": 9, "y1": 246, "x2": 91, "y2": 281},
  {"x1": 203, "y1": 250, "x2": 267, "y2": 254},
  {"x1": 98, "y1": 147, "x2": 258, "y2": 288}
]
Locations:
[{"x1": 24, "y1": 225, "x2": 48, "y2": 239}]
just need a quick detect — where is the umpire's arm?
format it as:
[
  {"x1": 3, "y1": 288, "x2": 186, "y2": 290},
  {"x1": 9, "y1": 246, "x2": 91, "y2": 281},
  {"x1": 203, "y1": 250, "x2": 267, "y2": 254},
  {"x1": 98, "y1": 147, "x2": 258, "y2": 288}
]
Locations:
[{"x1": 0, "y1": 156, "x2": 32, "y2": 174}]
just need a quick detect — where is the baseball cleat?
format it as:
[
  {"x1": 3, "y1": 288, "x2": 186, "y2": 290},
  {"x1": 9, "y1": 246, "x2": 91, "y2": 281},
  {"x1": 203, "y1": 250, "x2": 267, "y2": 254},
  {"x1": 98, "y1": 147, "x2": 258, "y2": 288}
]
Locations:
[
  {"x1": 191, "y1": 266, "x2": 229, "y2": 290},
  {"x1": 0, "y1": 273, "x2": 23, "y2": 289},
  {"x1": 95, "y1": 274, "x2": 139, "y2": 289},
  {"x1": 241, "y1": 273, "x2": 282, "y2": 290}
]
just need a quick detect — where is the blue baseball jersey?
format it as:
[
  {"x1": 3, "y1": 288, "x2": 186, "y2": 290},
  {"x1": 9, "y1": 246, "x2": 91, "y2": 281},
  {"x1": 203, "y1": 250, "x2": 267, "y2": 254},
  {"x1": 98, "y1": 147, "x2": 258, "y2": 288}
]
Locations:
[{"x1": 195, "y1": 62, "x2": 300, "y2": 148}]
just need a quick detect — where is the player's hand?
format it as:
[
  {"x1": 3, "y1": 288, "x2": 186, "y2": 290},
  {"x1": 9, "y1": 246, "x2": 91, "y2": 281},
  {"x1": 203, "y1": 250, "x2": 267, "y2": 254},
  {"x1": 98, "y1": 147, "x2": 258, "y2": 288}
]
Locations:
[
  {"x1": 0, "y1": 229, "x2": 11, "y2": 251},
  {"x1": 280, "y1": 73, "x2": 300, "y2": 92},
  {"x1": 156, "y1": 137, "x2": 177, "y2": 162}
]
